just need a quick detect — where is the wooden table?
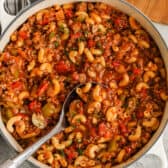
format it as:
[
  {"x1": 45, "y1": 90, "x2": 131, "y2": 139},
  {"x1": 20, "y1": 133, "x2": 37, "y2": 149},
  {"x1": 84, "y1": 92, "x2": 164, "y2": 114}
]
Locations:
[{"x1": 126, "y1": 0, "x2": 168, "y2": 24}]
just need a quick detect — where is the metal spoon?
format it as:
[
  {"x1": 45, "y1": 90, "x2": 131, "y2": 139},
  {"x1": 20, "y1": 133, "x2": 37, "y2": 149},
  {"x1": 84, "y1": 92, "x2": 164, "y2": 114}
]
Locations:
[{"x1": 0, "y1": 84, "x2": 84, "y2": 168}]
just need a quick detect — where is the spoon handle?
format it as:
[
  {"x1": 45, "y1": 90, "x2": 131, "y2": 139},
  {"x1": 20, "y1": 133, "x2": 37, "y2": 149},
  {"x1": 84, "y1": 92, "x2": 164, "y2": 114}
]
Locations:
[
  {"x1": 0, "y1": 122, "x2": 63, "y2": 168},
  {"x1": 0, "y1": 159, "x2": 16, "y2": 168}
]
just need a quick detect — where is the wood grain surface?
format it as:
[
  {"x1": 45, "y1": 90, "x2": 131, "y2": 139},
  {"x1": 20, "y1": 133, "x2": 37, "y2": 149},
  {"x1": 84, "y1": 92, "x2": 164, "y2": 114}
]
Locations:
[{"x1": 126, "y1": 0, "x2": 168, "y2": 24}]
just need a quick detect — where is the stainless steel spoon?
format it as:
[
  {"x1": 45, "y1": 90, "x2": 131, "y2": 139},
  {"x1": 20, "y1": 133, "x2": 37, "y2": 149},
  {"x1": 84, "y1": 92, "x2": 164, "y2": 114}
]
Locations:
[{"x1": 0, "y1": 84, "x2": 83, "y2": 168}]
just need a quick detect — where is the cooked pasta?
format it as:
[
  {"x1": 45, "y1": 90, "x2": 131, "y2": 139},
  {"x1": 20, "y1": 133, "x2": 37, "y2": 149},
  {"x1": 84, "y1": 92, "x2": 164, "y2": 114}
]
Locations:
[{"x1": 0, "y1": 2, "x2": 167, "y2": 167}]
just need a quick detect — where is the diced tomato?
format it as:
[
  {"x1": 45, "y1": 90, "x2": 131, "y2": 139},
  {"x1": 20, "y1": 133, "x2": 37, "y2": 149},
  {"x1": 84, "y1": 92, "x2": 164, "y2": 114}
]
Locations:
[
  {"x1": 119, "y1": 123, "x2": 128, "y2": 134},
  {"x1": 104, "y1": 131, "x2": 112, "y2": 138},
  {"x1": 136, "y1": 111, "x2": 144, "y2": 119},
  {"x1": 72, "y1": 72, "x2": 79, "y2": 81},
  {"x1": 112, "y1": 61, "x2": 120, "y2": 67},
  {"x1": 37, "y1": 81, "x2": 49, "y2": 96},
  {"x1": 98, "y1": 122, "x2": 109, "y2": 136},
  {"x1": 38, "y1": 16, "x2": 49, "y2": 25},
  {"x1": 88, "y1": 39, "x2": 95, "y2": 48},
  {"x1": 67, "y1": 151, "x2": 77, "y2": 160},
  {"x1": 86, "y1": 120, "x2": 96, "y2": 136},
  {"x1": 115, "y1": 18, "x2": 121, "y2": 25},
  {"x1": 65, "y1": 9, "x2": 73, "y2": 18},
  {"x1": 90, "y1": 127, "x2": 97, "y2": 137},
  {"x1": 114, "y1": 17, "x2": 128, "y2": 30},
  {"x1": 55, "y1": 61, "x2": 71, "y2": 74},
  {"x1": 28, "y1": 100, "x2": 41, "y2": 113},
  {"x1": 19, "y1": 31, "x2": 28, "y2": 40},
  {"x1": 10, "y1": 81, "x2": 23, "y2": 90},
  {"x1": 133, "y1": 68, "x2": 141, "y2": 75},
  {"x1": 42, "y1": 17, "x2": 49, "y2": 25},
  {"x1": 71, "y1": 32, "x2": 82, "y2": 40},
  {"x1": 98, "y1": 122, "x2": 112, "y2": 138},
  {"x1": 17, "y1": 49, "x2": 26, "y2": 58},
  {"x1": 2, "y1": 52, "x2": 10, "y2": 62},
  {"x1": 140, "y1": 88, "x2": 147, "y2": 99},
  {"x1": 29, "y1": 101, "x2": 37, "y2": 110},
  {"x1": 98, "y1": 122, "x2": 106, "y2": 136},
  {"x1": 64, "y1": 146, "x2": 78, "y2": 161},
  {"x1": 130, "y1": 75, "x2": 136, "y2": 81},
  {"x1": 125, "y1": 146, "x2": 132, "y2": 154}
]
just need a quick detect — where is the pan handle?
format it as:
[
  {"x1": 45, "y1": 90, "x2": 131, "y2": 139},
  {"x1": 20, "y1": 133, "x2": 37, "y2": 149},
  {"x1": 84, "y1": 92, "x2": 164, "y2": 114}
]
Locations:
[{"x1": 0, "y1": 0, "x2": 31, "y2": 34}]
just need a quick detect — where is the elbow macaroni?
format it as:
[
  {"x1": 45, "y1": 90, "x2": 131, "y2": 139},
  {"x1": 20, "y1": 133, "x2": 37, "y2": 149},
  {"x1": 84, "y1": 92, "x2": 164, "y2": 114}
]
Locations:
[{"x1": 1, "y1": 2, "x2": 166, "y2": 168}]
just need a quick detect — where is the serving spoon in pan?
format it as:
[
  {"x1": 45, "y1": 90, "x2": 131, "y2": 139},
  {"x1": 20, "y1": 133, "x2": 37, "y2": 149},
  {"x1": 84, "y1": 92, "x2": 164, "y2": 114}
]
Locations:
[{"x1": 0, "y1": 83, "x2": 89, "y2": 168}]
